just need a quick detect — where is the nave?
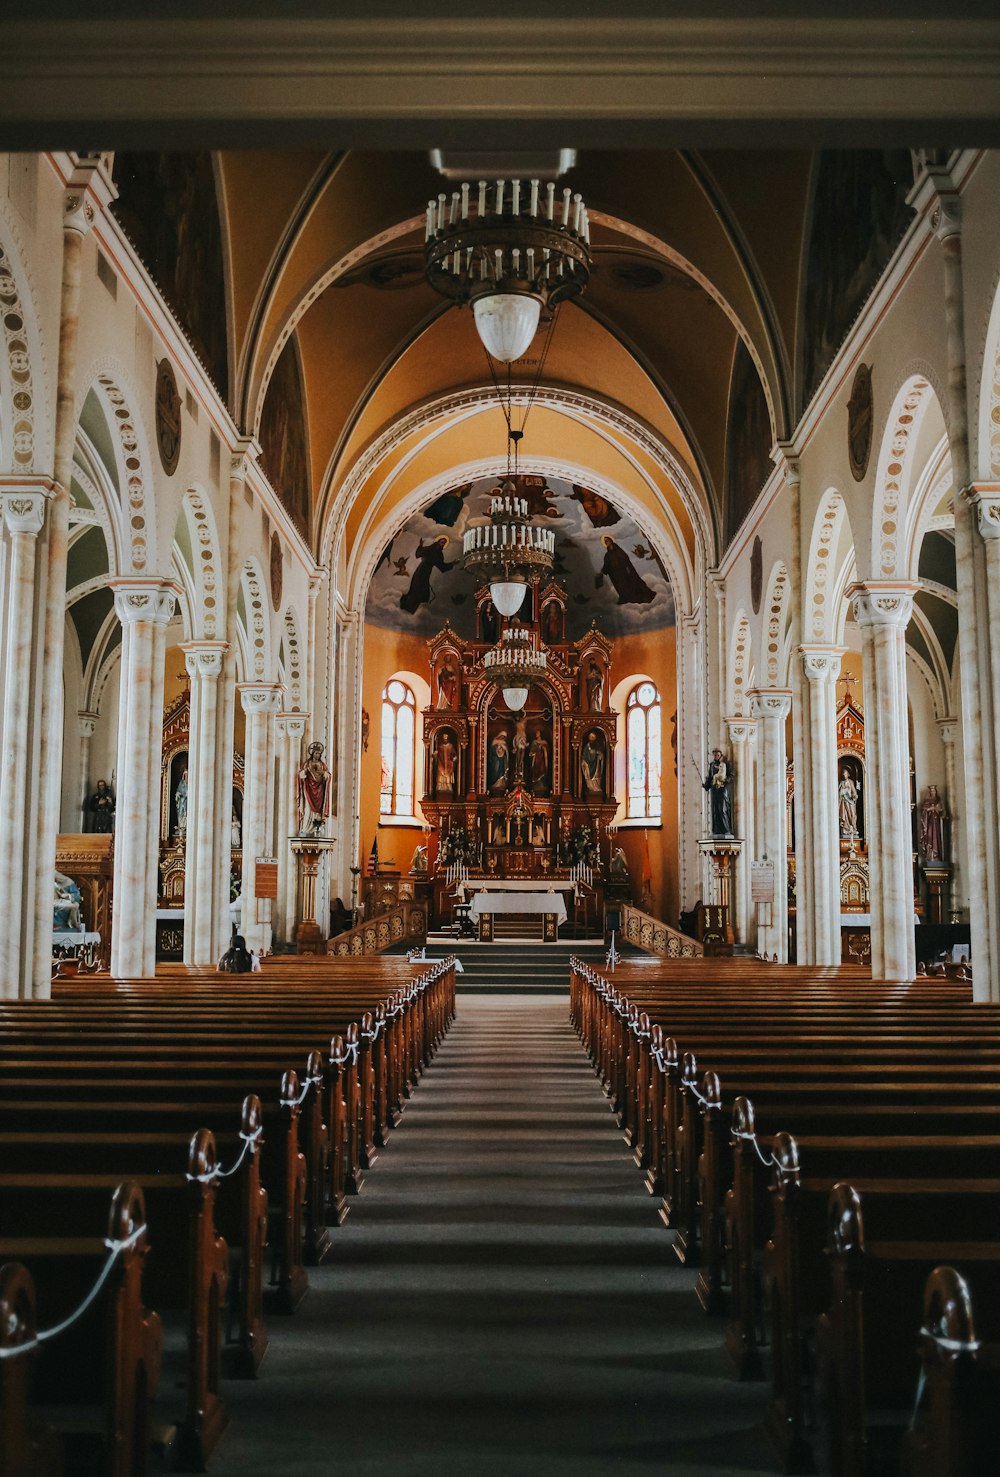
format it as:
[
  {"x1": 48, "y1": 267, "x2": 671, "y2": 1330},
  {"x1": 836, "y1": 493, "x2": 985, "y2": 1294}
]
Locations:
[{"x1": 212, "y1": 993, "x2": 775, "y2": 1477}]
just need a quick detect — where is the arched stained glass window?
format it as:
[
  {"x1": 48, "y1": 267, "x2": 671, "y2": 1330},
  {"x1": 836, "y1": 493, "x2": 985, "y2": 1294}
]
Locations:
[
  {"x1": 380, "y1": 679, "x2": 417, "y2": 816},
  {"x1": 626, "y1": 681, "x2": 662, "y2": 820}
]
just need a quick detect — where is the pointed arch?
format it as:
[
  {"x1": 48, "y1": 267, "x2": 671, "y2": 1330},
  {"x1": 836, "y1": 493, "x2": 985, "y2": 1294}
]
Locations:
[
  {"x1": 282, "y1": 605, "x2": 304, "y2": 711},
  {"x1": 871, "y1": 374, "x2": 938, "y2": 581},
  {"x1": 729, "y1": 611, "x2": 753, "y2": 717},
  {"x1": 240, "y1": 558, "x2": 272, "y2": 680},
  {"x1": 761, "y1": 560, "x2": 791, "y2": 687},
  {"x1": 77, "y1": 364, "x2": 158, "y2": 574},
  {"x1": 0, "y1": 210, "x2": 47, "y2": 475},
  {"x1": 804, "y1": 488, "x2": 854, "y2": 644}
]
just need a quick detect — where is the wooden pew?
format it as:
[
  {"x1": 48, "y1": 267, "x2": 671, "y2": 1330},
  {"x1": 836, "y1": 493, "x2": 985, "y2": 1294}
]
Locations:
[
  {"x1": 0, "y1": 1134, "x2": 228, "y2": 1470},
  {"x1": 901, "y1": 1264, "x2": 1000, "y2": 1477},
  {"x1": 0, "y1": 1182, "x2": 161, "y2": 1477}
]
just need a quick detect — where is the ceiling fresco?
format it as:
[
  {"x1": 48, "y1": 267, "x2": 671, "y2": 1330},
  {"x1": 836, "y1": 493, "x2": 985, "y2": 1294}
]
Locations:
[{"x1": 364, "y1": 473, "x2": 675, "y2": 641}]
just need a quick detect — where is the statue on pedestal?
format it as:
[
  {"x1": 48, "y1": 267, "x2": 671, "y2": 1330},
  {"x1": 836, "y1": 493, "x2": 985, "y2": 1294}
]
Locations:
[
  {"x1": 838, "y1": 768, "x2": 859, "y2": 840},
  {"x1": 703, "y1": 749, "x2": 733, "y2": 837},
  {"x1": 296, "y1": 742, "x2": 331, "y2": 834},
  {"x1": 918, "y1": 784, "x2": 947, "y2": 861},
  {"x1": 88, "y1": 778, "x2": 115, "y2": 834}
]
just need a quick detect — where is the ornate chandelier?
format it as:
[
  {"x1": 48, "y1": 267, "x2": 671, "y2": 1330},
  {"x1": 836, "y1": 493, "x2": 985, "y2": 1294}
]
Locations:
[
  {"x1": 463, "y1": 476, "x2": 555, "y2": 618},
  {"x1": 483, "y1": 624, "x2": 547, "y2": 711},
  {"x1": 424, "y1": 177, "x2": 591, "y2": 362}
]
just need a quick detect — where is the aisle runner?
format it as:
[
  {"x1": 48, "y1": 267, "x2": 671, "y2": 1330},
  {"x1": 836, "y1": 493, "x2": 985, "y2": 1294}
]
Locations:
[{"x1": 214, "y1": 996, "x2": 774, "y2": 1477}]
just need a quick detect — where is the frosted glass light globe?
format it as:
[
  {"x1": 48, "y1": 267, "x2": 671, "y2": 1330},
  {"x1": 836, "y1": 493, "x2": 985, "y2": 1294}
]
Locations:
[
  {"x1": 502, "y1": 686, "x2": 529, "y2": 711},
  {"x1": 473, "y1": 293, "x2": 541, "y2": 362},
  {"x1": 490, "y1": 580, "x2": 527, "y2": 618}
]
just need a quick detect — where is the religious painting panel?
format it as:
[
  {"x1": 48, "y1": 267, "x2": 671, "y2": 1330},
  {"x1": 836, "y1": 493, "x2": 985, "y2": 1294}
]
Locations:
[
  {"x1": 431, "y1": 725, "x2": 459, "y2": 800},
  {"x1": 258, "y1": 332, "x2": 310, "y2": 536},
  {"x1": 365, "y1": 473, "x2": 674, "y2": 640}
]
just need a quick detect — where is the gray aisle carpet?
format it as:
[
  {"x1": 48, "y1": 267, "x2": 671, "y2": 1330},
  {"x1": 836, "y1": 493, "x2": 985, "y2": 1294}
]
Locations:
[{"x1": 211, "y1": 994, "x2": 776, "y2": 1477}]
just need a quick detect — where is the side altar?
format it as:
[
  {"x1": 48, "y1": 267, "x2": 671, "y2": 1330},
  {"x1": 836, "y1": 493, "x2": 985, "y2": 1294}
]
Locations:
[{"x1": 420, "y1": 580, "x2": 617, "y2": 934}]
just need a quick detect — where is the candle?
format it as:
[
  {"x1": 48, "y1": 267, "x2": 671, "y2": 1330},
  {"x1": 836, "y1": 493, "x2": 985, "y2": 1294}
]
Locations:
[
  {"x1": 478, "y1": 179, "x2": 487, "y2": 216},
  {"x1": 573, "y1": 193, "x2": 582, "y2": 234},
  {"x1": 461, "y1": 182, "x2": 470, "y2": 219},
  {"x1": 450, "y1": 191, "x2": 459, "y2": 226},
  {"x1": 496, "y1": 179, "x2": 505, "y2": 214},
  {"x1": 438, "y1": 193, "x2": 447, "y2": 232},
  {"x1": 512, "y1": 178, "x2": 521, "y2": 214},
  {"x1": 530, "y1": 179, "x2": 539, "y2": 216},
  {"x1": 425, "y1": 201, "x2": 433, "y2": 241},
  {"x1": 546, "y1": 182, "x2": 555, "y2": 221},
  {"x1": 562, "y1": 187, "x2": 571, "y2": 225}
]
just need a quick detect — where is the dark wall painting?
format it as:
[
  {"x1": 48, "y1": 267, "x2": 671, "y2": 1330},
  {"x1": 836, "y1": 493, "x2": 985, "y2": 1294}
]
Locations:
[
  {"x1": 258, "y1": 334, "x2": 311, "y2": 536},
  {"x1": 724, "y1": 340, "x2": 772, "y2": 548},
  {"x1": 800, "y1": 150, "x2": 914, "y2": 408},
  {"x1": 366, "y1": 473, "x2": 674, "y2": 640},
  {"x1": 111, "y1": 153, "x2": 229, "y2": 398}
]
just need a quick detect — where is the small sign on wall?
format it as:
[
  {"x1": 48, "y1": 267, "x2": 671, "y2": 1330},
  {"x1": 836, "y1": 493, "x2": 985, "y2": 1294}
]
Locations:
[
  {"x1": 255, "y1": 858, "x2": 279, "y2": 899},
  {"x1": 751, "y1": 862, "x2": 775, "y2": 903}
]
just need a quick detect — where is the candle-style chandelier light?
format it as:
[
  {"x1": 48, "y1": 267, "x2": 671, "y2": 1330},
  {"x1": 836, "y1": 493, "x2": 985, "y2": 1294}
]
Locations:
[
  {"x1": 482, "y1": 623, "x2": 547, "y2": 712},
  {"x1": 462, "y1": 470, "x2": 555, "y2": 619},
  {"x1": 424, "y1": 176, "x2": 591, "y2": 362}
]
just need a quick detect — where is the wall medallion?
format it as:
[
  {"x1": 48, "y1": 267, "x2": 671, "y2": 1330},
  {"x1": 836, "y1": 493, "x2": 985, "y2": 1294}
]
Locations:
[
  {"x1": 270, "y1": 530, "x2": 283, "y2": 610},
  {"x1": 155, "y1": 358, "x2": 182, "y2": 476},
  {"x1": 847, "y1": 362, "x2": 873, "y2": 482},
  {"x1": 750, "y1": 535, "x2": 763, "y2": 614}
]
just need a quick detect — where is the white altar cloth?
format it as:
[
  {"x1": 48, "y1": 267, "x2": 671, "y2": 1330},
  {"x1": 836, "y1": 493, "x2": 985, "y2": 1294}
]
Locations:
[{"x1": 467, "y1": 890, "x2": 567, "y2": 926}]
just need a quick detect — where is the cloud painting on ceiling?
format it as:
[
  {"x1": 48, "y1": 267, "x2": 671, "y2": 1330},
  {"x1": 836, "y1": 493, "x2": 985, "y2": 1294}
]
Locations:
[{"x1": 365, "y1": 473, "x2": 674, "y2": 640}]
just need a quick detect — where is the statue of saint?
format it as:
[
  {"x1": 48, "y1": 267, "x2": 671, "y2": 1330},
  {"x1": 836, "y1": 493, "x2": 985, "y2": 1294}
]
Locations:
[
  {"x1": 586, "y1": 659, "x2": 604, "y2": 712},
  {"x1": 838, "y1": 768, "x2": 859, "y2": 839},
  {"x1": 704, "y1": 750, "x2": 733, "y2": 837},
  {"x1": 487, "y1": 730, "x2": 510, "y2": 792},
  {"x1": 512, "y1": 714, "x2": 529, "y2": 782},
  {"x1": 230, "y1": 811, "x2": 242, "y2": 849},
  {"x1": 528, "y1": 728, "x2": 550, "y2": 792},
  {"x1": 175, "y1": 769, "x2": 189, "y2": 837},
  {"x1": 609, "y1": 846, "x2": 629, "y2": 877},
  {"x1": 918, "y1": 784, "x2": 947, "y2": 861},
  {"x1": 410, "y1": 842, "x2": 429, "y2": 874},
  {"x1": 434, "y1": 730, "x2": 457, "y2": 795},
  {"x1": 436, "y1": 662, "x2": 459, "y2": 709},
  {"x1": 54, "y1": 870, "x2": 83, "y2": 931},
  {"x1": 581, "y1": 731, "x2": 605, "y2": 797},
  {"x1": 296, "y1": 742, "x2": 332, "y2": 833},
  {"x1": 88, "y1": 778, "x2": 115, "y2": 834}
]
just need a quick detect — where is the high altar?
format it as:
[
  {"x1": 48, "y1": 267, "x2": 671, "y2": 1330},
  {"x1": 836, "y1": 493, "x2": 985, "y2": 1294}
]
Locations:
[{"x1": 421, "y1": 580, "x2": 617, "y2": 934}]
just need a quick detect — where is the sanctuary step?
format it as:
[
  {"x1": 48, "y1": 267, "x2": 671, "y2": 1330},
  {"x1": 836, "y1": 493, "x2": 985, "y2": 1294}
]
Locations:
[{"x1": 414, "y1": 938, "x2": 633, "y2": 993}]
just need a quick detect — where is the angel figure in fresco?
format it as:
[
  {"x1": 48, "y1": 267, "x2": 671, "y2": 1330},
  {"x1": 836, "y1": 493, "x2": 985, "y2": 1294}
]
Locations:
[
  {"x1": 424, "y1": 482, "x2": 473, "y2": 527},
  {"x1": 399, "y1": 536, "x2": 455, "y2": 614},
  {"x1": 570, "y1": 484, "x2": 621, "y2": 528},
  {"x1": 596, "y1": 536, "x2": 656, "y2": 605}
]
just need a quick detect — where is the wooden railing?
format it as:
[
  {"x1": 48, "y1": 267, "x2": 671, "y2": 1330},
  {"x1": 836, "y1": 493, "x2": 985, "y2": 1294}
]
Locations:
[
  {"x1": 326, "y1": 901, "x2": 428, "y2": 956},
  {"x1": 619, "y1": 903, "x2": 703, "y2": 958}
]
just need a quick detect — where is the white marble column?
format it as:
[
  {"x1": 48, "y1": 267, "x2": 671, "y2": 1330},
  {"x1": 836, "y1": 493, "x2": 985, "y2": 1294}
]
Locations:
[
  {"x1": 238, "y1": 683, "x2": 284, "y2": 954},
  {"x1": 110, "y1": 578, "x2": 177, "y2": 978},
  {"x1": 937, "y1": 716, "x2": 960, "y2": 921},
  {"x1": 274, "y1": 712, "x2": 308, "y2": 946},
  {"x1": 0, "y1": 491, "x2": 46, "y2": 996},
  {"x1": 182, "y1": 642, "x2": 228, "y2": 966},
  {"x1": 850, "y1": 582, "x2": 917, "y2": 982},
  {"x1": 799, "y1": 646, "x2": 843, "y2": 965},
  {"x1": 724, "y1": 717, "x2": 755, "y2": 946},
  {"x1": 77, "y1": 711, "x2": 99, "y2": 827},
  {"x1": 749, "y1": 688, "x2": 792, "y2": 960},
  {"x1": 32, "y1": 157, "x2": 118, "y2": 996}
]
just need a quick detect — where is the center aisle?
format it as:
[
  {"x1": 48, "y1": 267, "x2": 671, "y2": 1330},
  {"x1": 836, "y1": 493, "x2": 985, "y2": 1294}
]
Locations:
[{"x1": 213, "y1": 994, "x2": 775, "y2": 1476}]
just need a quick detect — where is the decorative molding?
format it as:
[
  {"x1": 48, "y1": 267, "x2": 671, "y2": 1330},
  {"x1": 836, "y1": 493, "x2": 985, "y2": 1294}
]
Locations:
[
  {"x1": 748, "y1": 686, "x2": 792, "y2": 721},
  {"x1": 0, "y1": 488, "x2": 47, "y2": 536},
  {"x1": 848, "y1": 580, "x2": 918, "y2": 630},
  {"x1": 109, "y1": 576, "x2": 179, "y2": 626},
  {"x1": 238, "y1": 681, "x2": 284, "y2": 716},
  {"x1": 182, "y1": 640, "x2": 228, "y2": 681},
  {"x1": 967, "y1": 483, "x2": 1000, "y2": 542},
  {"x1": 799, "y1": 645, "x2": 844, "y2": 684}
]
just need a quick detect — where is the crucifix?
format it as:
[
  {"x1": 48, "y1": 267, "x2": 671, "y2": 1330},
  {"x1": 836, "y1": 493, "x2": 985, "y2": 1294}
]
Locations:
[{"x1": 837, "y1": 671, "x2": 859, "y2": 702}]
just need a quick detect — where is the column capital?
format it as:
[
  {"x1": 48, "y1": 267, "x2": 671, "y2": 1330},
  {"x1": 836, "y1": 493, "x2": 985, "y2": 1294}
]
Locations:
[
  {"x1": 847, "y1": 580, "x2": 918, "y2": 630},
  {"x1": 182, "y1": 640, "x2": 229, "y2": 682},
  {"x1": 109, "y1": 577, "x2": 180, "y2": 627},
  {"x1": 238, "y1": 681, "x2": 285, "y2": 716},
  {"x1": 937, "y1": 717, "x2": 958, "y2": 745},
  {"x1": 228, "y1": 438, "x2": 261, "y2": 484},
  {"x1": 907, "y1": 162, "x2": 962, "y2": 241},
  {"x1": 798, "y1": 644, "x2": 844, "y2": 683},
  {"x1": 63, "y1": 154, "x2": 118, "y2": 236},
  {"x1": 1, "y1": 489, "x2": 47, "y2": 537},
  {"x1": 748, "y1": 687, "x2": 792, "y2": 721},
  {"x1": 773, "y1": 441, "x2": 802, "y2": 483},
  {"x1": 725, "y1": 716, "x2": 756, "y2": 745},
  {"x1": 77, "y1": 710, "x2": 99, "y2": 739},
  {"x1": 965, "y1": 483, "x2": 1000, "y2": 542},
  {"x1": 275, "y1": 712, "x2": 310, "y2": 740}
]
